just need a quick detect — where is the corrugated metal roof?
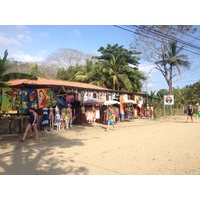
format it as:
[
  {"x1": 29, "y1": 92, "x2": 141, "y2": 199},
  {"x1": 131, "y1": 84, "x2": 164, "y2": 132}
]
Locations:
[{"x1": 8, "y1": 77, "x2": 111, "y2": 91}]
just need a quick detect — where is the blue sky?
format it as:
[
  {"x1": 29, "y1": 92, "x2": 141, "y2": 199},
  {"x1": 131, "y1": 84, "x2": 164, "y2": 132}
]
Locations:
[
  {"x1": 1, "y1": 25, "x2": 200, "y2": 93},
  {"x1": 1, "y1": 0, "x2": 200, "y2": 94},
  {"x1": 1, "y1": 0, "x2": 200, "y2": 198}
]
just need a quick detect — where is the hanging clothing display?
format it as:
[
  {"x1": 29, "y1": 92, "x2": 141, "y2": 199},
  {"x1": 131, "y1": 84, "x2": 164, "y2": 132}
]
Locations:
[
  {"x1": 41, "y1": 107, "x2": 49, "y2": 128},
  {"x1": 12, "y1": 88, "x2": 21, "y2": 110},
  {"x1": 37, "y1": 88, "x2": 47, "y2": 109},
  {"x1": 1, "y1": 88, "x2": 12, "y2": 112}
]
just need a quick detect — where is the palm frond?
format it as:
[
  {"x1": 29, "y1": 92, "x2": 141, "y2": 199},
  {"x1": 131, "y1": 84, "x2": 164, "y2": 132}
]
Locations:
[{"x1": 1, "y1": 73, "x2": 37, "y2": 82}]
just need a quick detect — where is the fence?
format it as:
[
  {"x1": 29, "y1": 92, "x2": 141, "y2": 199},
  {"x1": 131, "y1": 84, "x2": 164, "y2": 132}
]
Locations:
[{"x1": 0, "y1": 115, "x2": 29, "y2": 136}]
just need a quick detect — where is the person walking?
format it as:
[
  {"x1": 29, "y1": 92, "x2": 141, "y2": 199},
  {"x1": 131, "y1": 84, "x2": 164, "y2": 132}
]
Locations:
[
  {"x1": 187, "y1": 105, "x2": 193, "y2": 123},
  {"x1": 20, "y1": 107, "x2": 39, "y2": 142},
  {"x1": 195, "y1": 103, "x2": 200, "y2": 122},
  {"x1": 106, "y1": 106, "x2": 115, "y2": 131}
]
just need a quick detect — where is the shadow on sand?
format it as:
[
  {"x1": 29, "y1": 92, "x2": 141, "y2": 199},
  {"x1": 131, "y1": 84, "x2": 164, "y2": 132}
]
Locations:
[{"x1": 0, "y1": 126, "x2": 91, "y2": 175}]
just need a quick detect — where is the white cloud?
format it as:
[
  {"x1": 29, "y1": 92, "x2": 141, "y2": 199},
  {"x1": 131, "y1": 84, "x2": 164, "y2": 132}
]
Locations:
[
  {"x1": 10, "y1": 51, "x2": 44, "y2": 62},
  {"x1": 0, "y1": 34, "x2": 21, "y2": 46},
  {"x1": 138, "y1": 63, "x2": 157, "y2": 76},
  {"x1": 16, "y1": 34, "x2": 32, "y2": 42}
]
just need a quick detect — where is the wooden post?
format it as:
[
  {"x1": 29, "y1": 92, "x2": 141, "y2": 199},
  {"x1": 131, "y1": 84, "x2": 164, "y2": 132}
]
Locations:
[{"x1": 163, "y1": 101, "x2": 165, "y2": 117}]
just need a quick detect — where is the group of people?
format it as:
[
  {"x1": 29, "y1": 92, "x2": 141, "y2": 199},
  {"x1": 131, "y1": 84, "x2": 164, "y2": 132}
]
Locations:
[
  {"x1": 187, "y1": 103, "x2": 200, "y2": 122},
  {"x1": 20, "y1": 104, "x2": 73, "y2": 142}
]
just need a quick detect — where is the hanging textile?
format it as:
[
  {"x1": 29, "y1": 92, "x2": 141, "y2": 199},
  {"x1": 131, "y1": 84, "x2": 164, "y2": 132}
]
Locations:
[
  {"x1": 12, "y1": 88, "x2": 21, "y2": 110},
  {"x1": 37, "y1": 88, "x2": 47, "y2": 109},
  {"x1": 28, "y1": 88, "x2": 37, "y2": 108},
  {"x1": 46, "y1": 88, "x2": 53, "y2": 107},
  {"x1": 1, "y1": 88, "x2": 12, "y2": 112},
  {"x1": 20, "y1": 88, "x2": 29, "y2": 114}
]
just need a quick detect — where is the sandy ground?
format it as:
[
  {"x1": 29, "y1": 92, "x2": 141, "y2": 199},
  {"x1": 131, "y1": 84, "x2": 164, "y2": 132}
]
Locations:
[{"x1": 0, "y1": 115, "x2": 200, "y2": 175}]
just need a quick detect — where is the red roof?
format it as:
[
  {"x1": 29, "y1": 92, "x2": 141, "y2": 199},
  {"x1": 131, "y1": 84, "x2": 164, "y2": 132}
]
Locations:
[{"x1": 8, "y1": 77, "x2": 110, "y2": 91}]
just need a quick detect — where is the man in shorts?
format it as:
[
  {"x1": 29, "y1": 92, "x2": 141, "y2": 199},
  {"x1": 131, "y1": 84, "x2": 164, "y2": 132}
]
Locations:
[{"x1": 106, "y1": 106, "x2": 115, "y2": 131}]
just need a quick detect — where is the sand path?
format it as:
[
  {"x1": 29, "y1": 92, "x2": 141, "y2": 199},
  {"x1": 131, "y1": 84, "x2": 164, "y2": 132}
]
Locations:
[{"x1": 0, "y1": 116, "x2": 200, "y2": 175}]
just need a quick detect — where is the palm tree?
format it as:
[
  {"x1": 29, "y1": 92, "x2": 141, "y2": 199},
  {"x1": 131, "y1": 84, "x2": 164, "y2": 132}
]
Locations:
[
  {"x1": 168, "y1": 41, "x2": 191, "y2": 94},
  {"x1": 157, "y1": 41, "x2": 191, "y2": 95},
  {"x1": 123, "y1": 66, "x2": 146, "y2": 92},
  {"x1": 74, "y1": 58, "x2": 94, "y2": 83},
  {"x1": 104, "y1": 53, "x2": 133, "y2": 91},
  {"x1": 89, "y1": 62, "x2": 108, "y2": 88},
  {"x1": 0, "y1": 50, "x2": 37, "y2": 87}
]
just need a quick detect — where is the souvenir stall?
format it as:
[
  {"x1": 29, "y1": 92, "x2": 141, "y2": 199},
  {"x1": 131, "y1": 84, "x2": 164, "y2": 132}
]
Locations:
[
  {"x1": 119, "y1": 93, "x2": 136, "y2": 121},
  {"x1": 0, "y1": 77, "x2": 113, "y2": 134},
  {"x1": 1, "y1": 77, "x2": 147, "y2": 135},
  {"x1": 135, "y1": 95, "x2": 144, "y2": 118},
  {"x1": 123, "y1": 100, "x2": 137, "y2": 121}
]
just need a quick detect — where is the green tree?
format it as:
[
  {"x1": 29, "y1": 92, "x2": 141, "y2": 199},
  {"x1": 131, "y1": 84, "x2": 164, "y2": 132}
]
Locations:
[
  {"x1": 103, "y1": 53, "x2": 133, "y2": 91},
  {"x1": 56, "y1": 66, "x2": 78, "y2": 81},
  {"x1": 132, "y1": 25, "x2": 196, "y2": 94},
  {"x1": 157, "y1": 89, "x2": 169, "y2": 99},
  {"x1": 29, "y1": 63, "x2": 47, "y2": 78},
  {"x1": 124, "y1": 66, "x2": 146, "y2": 92},
  {"x1": 93, "y1": 43, "x2": 141, "y2": 66},
  {"x1": 156, "y1": 41, "x2": 190, "y2": 94},
  {"x1": 90, "y1": 63, "x2": 108, "y2": 88},
  {"x1": 93, "y1": 44, "x2": 145, "y2": 92},
  {"x1": 74, "y1": 59, "x2": 94, "y2": 83},
  {"x1": 0, "y1": 50, "x2": 37, "y2": 87}
]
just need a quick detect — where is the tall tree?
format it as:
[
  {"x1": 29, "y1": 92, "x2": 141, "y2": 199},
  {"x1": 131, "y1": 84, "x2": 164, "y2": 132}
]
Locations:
[
  {"x1": 156, "y1": 41, "x2": 190, "y2": 94},
  {"x1": 74, "y1": 59, "x2": 94, "y2": 83},
  {"x1": 103, "y1": 53, "x2": 133, "y2": 91},
  {"x1": 0, "y1": 50, "x2": 37, "y2": 87},
  {"x1": 45, "y1": 48, "x2": 92, "y2": 69},
  {"x1": 93, "y1": 44, "x2": 146, "y2": 91},
  {"x1": 131, "y1": 25, "x2": 197, "y2": 93},
  {"x1": 93, "y1": 43, "x2": 141, "y2": 66},
  {"x1": 29, "y1": 63, "x2": 47, "y2": 78},
  {"x1": 90, "y1": 63, "x2": 108, "y2": 88}
]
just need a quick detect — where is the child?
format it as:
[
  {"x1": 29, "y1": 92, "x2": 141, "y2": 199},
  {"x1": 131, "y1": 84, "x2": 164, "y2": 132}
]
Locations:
[{"x1": 106, "y1": 106, "x2": 115, "y2": 131}]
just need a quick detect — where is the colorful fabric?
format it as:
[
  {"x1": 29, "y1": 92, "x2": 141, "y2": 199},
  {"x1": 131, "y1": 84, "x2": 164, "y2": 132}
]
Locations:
[
  {"x1": 12, "y1": 88, "x2": 21, "y2": 110},
  {"x1": 65, "y1": 108, "x2": 70, "y2": 120},
  {"x1": 28, "y1": 89, "x2": 37, "y2": 108},
  {"x1": 46, "y1": 88, "x2": 53, "y2": 107},
  {"x1": 20, "y1": 88, "x2": 29, "y2": 114},
  {"x1": 41, "y1": 108, "x2": 49, "y2": 127},
  {"x1": 37, "y1": 88, "x2": 47, "y2": 109},
  {"x1": 1, "y1": 88, "x2": 12, "y2": 111}
]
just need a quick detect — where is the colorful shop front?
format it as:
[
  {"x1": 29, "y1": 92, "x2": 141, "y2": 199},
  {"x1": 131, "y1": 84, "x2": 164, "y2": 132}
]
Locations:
[{"x1": 0, "y1": 77, "x2": 146, "y2": 135}]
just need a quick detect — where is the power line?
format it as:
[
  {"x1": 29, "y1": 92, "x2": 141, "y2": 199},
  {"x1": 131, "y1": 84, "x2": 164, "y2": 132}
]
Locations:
[
  {"x1": 114, "y1": 25, "x2": 200, "y2": 56},
  {"x1": 129, "y1": 25, "x2": 200, "y2": 52}
]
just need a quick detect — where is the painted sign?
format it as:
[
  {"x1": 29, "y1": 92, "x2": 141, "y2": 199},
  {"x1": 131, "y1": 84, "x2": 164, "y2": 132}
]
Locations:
[{"x1": 164, "y1": 95, "x2": 174, "y2": 105}]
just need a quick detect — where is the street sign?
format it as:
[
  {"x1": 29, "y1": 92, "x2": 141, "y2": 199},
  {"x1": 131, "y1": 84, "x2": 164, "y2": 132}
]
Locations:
[{"x1": 164, "y1": 95, "x2": 174, "y2": 105}]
